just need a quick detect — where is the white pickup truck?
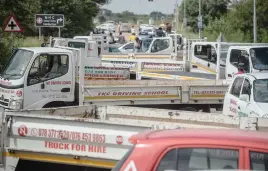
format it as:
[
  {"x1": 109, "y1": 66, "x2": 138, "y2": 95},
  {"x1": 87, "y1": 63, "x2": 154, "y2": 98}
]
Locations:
[{"x1": 0, "y1": 104, "x2": 267, "y2": 171}]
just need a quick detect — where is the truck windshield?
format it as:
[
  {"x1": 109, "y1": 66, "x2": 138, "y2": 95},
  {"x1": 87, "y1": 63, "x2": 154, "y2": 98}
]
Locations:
[
  {"x1": 1, "y1": 49, "x2": 34, "y2": 80},
  {"x1": 253, "y1": 79, "x2": 268, "y2": 103},
  {"x1": 250, "y1": 47, "x2": 268, "y2": 70},
  {"x1": 68, "y1": 41, "x2": 86, "y2": 48}
]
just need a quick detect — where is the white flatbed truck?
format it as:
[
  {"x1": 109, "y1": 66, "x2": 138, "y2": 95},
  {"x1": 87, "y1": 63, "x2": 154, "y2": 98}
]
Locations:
[{"x1": 0, "y1": 104, "x2": 267, "y2": 171}]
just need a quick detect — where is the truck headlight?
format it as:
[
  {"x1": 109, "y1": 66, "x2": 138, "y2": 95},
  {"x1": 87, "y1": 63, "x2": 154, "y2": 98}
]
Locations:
[
  {"x1": 262, "y1": 115, "x2": 268, "y2": 119},
  {"x1": 9, "y1": 100, "x2": 22, "y2": 110}
]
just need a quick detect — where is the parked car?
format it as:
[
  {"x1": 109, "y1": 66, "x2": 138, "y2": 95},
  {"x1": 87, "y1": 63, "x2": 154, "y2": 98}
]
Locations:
[{"x1": 112, "y1": 128, "x2": 268, "y2": 171}]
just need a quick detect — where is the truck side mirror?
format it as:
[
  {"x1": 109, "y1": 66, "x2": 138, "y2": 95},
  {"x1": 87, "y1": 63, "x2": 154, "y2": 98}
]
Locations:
[
  {"x1": 240, "y1": 94, "x2": 249, "y2": 102},
  {"x1": 41, "y1": 43, "x2": 47, "y2": 47}
]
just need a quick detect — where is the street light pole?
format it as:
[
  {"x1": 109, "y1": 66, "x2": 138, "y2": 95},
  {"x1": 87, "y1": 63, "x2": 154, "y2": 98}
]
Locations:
[
  {"x1": 199, "y1": 0, "x2": 201, "y2": 39},
  {"x1": 253, "y1": 0, "x2": 257, "y2": 43}
]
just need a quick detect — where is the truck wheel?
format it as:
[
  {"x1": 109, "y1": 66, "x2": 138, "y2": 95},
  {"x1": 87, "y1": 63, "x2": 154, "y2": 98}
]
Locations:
[{"x1": 180, "y1": 107, "x2": 198, "y2": 112}]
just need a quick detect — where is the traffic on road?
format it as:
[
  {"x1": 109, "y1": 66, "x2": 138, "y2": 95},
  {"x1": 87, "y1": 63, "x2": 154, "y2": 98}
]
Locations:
[{"x1": 0, "y1": 0, "x2": 268, "y2": 171}]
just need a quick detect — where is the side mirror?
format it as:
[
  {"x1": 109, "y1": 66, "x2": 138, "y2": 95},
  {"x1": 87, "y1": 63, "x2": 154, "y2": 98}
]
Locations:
[
  {"x1": 240, "y1": 94, "x2": 249, "y2": 102},
  {"x1": 41, "y1": 43, "x2": 47, "y2": 47}
]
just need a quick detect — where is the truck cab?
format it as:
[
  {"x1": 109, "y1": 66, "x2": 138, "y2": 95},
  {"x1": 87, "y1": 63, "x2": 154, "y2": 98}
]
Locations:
[
  {"x1": 225, "y1": 46, "x2": 268, "y2": 80},
  {"x1": 50, "y1": 37, "x2": 102, "y2": 67},
  {"x1": 190, "y1": 43, "x2": 268, "y2": 79},
  {"x1": 0, "y1": 47, "x2": 76, "y2": 110},
  {"x1": 0, "y1": 41, "x2": 131, "y2": 110},
  {"x1": 146, "y1": 37, "x2": 174, "y2": 54},
  {"x1": 223, "y1": 73, "x2": 268, "y2": 118}
]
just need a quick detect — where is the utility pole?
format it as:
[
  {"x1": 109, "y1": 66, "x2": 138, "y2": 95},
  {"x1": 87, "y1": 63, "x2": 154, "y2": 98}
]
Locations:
[
  {"x1": 253, "y1": 0, "x2": 257, "y2": 42},
  {"x1": 198, "y1": 0, "x2": 202, "y2": 38},
  {"x1": 183, "y1": 0, "x2": 187, "y2": 30}
]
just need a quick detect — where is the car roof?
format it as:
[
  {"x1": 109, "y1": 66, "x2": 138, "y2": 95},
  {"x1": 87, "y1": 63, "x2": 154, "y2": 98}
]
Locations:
[
  {"x1": 20, "y1": 47, "x2": 72, "y2": 53},
  {"x1": 129, "y1": 128, "x2": 268, "y2": 144}
]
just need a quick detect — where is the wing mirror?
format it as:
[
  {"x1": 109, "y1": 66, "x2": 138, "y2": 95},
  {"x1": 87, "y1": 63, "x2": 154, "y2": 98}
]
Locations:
[
  {"x1": 240, "y1": 94, "x2": 249, "y2": 102},
  {"x1": 41, "y1": 43, "x2": 48, "y2": 47}
]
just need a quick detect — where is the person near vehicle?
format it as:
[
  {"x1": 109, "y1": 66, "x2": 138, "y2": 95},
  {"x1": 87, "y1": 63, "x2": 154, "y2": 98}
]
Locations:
[
  {"x1": 156, "y1": 27, "x2": 164, "y2": 37},
  {"x1": 108, "y1": 32, "x2": 115, "y2": 44},
  {"x1": 134, "y1": 37, "x2": 141, "y2": 52},
  {"x1": 235, "y1": 64, "x2": 245, "y2": 75},
  {"x1": 118, "y1": 32, "x2": 126, "y2": 44},
  {"x1": 129, "y1": 33, "x2": 136, "y2": 42}
]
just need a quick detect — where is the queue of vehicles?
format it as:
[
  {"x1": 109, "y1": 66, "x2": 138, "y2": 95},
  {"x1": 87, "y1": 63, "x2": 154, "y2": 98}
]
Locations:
[
  {"x1": 0, "y1": 33, "x2": 268, "y2": 171},
  {"x1": 1, "y1": 34, "x2": 268, "y2": 114}
]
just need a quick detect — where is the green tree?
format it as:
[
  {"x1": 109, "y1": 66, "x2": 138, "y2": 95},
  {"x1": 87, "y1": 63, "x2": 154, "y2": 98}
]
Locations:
[
  {"x1": 225, "y1": 0, "x2": 268, "y2": 42},
  {"x1": 179, "y1": 0, "x2": 230, "y2": 32}
]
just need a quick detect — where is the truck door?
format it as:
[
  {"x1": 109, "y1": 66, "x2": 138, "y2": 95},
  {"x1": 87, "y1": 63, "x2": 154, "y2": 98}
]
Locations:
[
  {"x1": 226, "y1": 49, "x2": 248, "y2": 80},
  {"x1": 23, "y1": 53, "x2": 73, "y2": 109},
  {"x1": 237, "y1": 78, "x2": 252, "y2": 117},
  {"x1": 149, "y1": 38, "x2": 172, "y2": 54},
  {"x1": 192, "y1": 44, "x2": 217, "y2": 74},
  {"x1": 222, "y1": 76, "x2": 244, "y2": 116}
]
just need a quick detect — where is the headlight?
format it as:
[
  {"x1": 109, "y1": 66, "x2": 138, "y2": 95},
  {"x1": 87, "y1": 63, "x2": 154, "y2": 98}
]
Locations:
[
  {"x1": 262, "y1": 115, "x2": 268, "y2": 119},
  {"x1": 9, "y1": 100, "x2": 22, "y2": 110}
]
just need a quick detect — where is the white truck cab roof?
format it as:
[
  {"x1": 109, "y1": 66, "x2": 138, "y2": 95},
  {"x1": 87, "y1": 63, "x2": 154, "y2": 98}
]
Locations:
[{"x1": 230, "y1": 46, "x2": 268, "y2": 50}]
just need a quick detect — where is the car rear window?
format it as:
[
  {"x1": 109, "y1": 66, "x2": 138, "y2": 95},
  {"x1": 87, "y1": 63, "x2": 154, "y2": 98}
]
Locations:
[
  {"x1": 156, "y1": 148, "x2": 239, "y2": 171},
  {"x1": 111, "y1": 146, "x2": 135, "y2": 171},
  {"x1": 250, "y1": 151, "x2": 268, "y2": 171}
]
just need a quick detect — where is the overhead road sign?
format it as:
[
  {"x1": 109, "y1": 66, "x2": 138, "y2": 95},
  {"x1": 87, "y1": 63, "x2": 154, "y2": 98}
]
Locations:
[
  {"x1": 3, "y1": 13, "x2": 23, "y2": 32},
  {"x1": 35, "y1": 14, "x2": 64, "y2": 27}
]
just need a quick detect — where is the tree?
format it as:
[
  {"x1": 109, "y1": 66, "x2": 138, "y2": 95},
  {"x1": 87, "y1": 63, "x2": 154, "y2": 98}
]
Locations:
[
  {"x1": 225, "y1": 0, "x2": 268, "y2": 42},
  {"x1": 179, "y1": 0, "x2": 230, "y2": 32}
]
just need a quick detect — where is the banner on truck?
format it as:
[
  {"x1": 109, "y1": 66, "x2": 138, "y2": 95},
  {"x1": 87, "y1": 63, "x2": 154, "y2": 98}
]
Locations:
[
  {"x1": 83, "y1": 66, "x2": 130, "y2": 80},
  {"x1": 142, "y1": 62, "x2": 184, "y2": 71},
  {"x1": 84, "y1": 87, "x2": 181, "y2": 101}
]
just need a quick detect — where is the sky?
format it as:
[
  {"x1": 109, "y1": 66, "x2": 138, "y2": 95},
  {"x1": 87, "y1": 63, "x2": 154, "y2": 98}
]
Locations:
[{"x1": 102, "y1": 0, "x2": 182, "y2": 14}]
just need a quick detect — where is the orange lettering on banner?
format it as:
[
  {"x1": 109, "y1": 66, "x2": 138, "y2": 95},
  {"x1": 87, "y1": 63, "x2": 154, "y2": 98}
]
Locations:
[{"x1": 44, "y1": 141, "x2": 106, "y2": 153}]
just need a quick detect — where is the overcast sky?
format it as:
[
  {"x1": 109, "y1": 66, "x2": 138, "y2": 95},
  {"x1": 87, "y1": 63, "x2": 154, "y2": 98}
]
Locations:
[{"x1": 102, "y1": 0, "x2": 182, "y2": 14}]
